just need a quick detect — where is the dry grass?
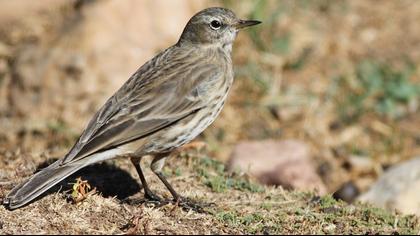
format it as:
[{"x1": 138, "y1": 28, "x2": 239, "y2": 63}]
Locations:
[{"x1": 1, "y1": 148, "x2": 419, "y2": 234}]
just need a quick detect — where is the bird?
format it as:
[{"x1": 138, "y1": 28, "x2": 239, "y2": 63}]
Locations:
[{"x1": 3, "y1": 7, "x2": 261, "y2": 210}]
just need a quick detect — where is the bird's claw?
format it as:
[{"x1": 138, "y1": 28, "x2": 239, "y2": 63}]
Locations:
[{"x1": 172, "y1": 196, "x2": 214, "y2": 213}]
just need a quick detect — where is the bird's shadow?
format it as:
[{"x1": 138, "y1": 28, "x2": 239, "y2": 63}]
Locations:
[{"x1": 35, "y1": 158, "x2": 141, "y2": 201}]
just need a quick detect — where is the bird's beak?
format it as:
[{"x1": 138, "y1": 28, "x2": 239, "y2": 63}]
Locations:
[{"x1": 234, "y1": 19, "x2": 262, "y2": 29}]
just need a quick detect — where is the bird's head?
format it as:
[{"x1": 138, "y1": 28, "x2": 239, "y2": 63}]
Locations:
[{"x1": 178, "y1": 7, "x2": 261, "y2": 49}]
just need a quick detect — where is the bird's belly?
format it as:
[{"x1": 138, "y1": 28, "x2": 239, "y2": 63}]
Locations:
[{"x1": 143, "y1": 98, "x2": 226, "y2": 154}]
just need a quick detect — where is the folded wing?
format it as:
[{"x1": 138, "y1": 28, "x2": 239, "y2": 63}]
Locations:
[{"x1": 61, "y1": 47, "x2": 220, "y2": 165}]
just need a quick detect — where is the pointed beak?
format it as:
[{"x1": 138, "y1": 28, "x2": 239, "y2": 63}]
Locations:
[{"x1": 234, "y1": 19, "x2": 262, "y2": 29}]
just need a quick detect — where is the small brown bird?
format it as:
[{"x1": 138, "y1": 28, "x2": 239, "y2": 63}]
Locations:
[{"x1": 4, "y1": 7, "x2": 261, "y2": 209}]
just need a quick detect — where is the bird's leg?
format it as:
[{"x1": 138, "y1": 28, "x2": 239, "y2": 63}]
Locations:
[
  {"x1": 150, "y1": 154, "x2": 180, "y2": 201},
  {"x1": 130, "y1": 156, "x2": 161, "y2": 202},
  {"x1": 151, "y1": 153, "x2": 211, "y2": 213}
]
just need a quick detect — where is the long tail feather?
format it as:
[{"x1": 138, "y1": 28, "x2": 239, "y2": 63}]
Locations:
[
  {"x1": 3, "y1": 159, "x2": 87, "y2": 210},
  {"x1": 4, "y1": 147, "x2": 124, "y2": 209}
]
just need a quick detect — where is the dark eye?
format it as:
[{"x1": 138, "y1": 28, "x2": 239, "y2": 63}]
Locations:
[{"x1": 210, "y1": 20, "x2": 222, "y2": 30}]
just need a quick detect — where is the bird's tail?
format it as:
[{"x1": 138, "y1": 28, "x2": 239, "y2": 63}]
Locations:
[{"x1": 3, "y1": 159, "x2": 87, "y2": 210}]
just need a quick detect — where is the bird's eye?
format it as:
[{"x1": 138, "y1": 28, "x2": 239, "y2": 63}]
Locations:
[{"x1": 210, "y1": 20, "x2": 222, "y2": 30}]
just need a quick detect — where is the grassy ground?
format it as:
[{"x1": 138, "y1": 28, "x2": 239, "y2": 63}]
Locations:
[
  {"x1": 0, "y1": 148, "x2": 419, "y2": 234},
  {"x1": 0, "y1": 0, "x2": 420, "y2": 234}
]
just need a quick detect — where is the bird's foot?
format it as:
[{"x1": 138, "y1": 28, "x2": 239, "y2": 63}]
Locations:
[
  {"x1": 144, "y1": 190, "x2": 161, "y2": 202},
  {"x1": 143, "y1": 191, "x2": 169, "y2": 207},
  {"x1": 171, "y1": 196, "x2": 214, "y2": 213}
]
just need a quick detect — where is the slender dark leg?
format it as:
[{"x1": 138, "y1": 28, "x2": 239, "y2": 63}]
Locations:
[
  {"x1": 150, "y1": 154, "x2": 179, "y2": 201},
  {"x1": 155, "y1": 171, "x2": 180, "y2": 201},
  {"x1": 150, "y1": 153, "x2": 213, "y2": 213},
  {"x1": 130, "y1": 156, "x2": 161, "y2": 201}
]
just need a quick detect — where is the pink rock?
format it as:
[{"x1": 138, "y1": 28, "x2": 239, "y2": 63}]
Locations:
[{"x1": 228, "y1": 140, "x2": 327, "y2": 194}]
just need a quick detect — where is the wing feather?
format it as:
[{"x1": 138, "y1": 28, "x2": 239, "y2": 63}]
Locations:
[{"x1": 61, "y1": 46, "x2": 220, "y2": 165}]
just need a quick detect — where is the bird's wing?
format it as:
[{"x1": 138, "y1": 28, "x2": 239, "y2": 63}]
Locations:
[{"x1": 61, "y1": 47, "x2": 221, "y2": 165}]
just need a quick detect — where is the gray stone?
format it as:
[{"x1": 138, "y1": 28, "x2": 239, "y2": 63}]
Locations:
[{"x1": 358, "y1": 157, "x2": 420, "y2": 215}]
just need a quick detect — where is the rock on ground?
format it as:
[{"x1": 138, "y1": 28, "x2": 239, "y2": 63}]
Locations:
[
  {"x1": 358, "y1": 157, "x2": 420, "y2": 216},
  {"x1": 227, "y1": 139, "x2": 327, "y2": 195}
]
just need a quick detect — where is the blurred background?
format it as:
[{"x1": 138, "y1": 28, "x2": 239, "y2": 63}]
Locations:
[{"x1": 0, "y1": 0, "x2": 419, "y2": 214}]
